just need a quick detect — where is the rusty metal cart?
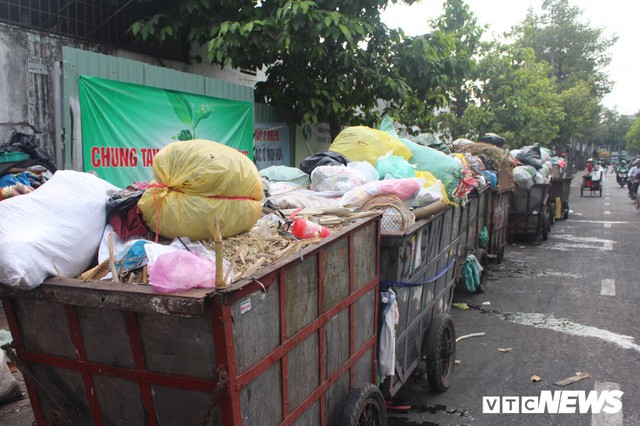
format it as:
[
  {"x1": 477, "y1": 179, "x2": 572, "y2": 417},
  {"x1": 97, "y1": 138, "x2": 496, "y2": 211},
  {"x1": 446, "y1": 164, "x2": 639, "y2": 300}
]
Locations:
[
  {"x1": 377, "y1": 205, "x2": 462, "y2": 397},
  {"x1": 487, "y1": 186, "x2": 513, "y2": 263},
  {"x1": 0, "y1": 216, "x2": 384, "y2": 426},
  {"x1": 508, "y1": 183, "x2": 552, "y2": 241},
  {"x1": 455, "y1": 187, "x2": 491, "y2": 286},
  {"x1": 549, "y1": 174, "x2": 572, "y2": 220}
]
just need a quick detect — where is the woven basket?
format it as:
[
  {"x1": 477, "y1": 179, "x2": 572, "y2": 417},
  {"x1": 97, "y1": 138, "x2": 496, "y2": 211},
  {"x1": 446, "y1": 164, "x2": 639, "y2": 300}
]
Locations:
[{"x1": 362, "y1": 194, "x2": 415, "y2": 232}]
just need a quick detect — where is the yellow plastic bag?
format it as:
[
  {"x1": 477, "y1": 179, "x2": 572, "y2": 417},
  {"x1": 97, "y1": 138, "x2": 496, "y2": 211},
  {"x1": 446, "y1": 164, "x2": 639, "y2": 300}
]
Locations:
[
  {"x1": 329, "y1": 126, "x2": 412, "y2": 166},
  {"x1": 138, "y1": 139, "x2": 263, "y2": 239}
]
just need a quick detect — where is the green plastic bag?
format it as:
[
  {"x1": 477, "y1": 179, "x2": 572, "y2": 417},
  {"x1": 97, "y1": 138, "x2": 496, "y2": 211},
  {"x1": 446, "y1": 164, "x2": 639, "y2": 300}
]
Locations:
[{"x1": 376, "y1": 155, "x2": 415, "y2": 179}]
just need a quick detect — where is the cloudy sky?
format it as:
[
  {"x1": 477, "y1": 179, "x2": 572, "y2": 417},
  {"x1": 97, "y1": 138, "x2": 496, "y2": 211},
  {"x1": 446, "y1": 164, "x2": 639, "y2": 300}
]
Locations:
[{"x1": 382, "y1": 0, "x2": 640, "y2": 116}]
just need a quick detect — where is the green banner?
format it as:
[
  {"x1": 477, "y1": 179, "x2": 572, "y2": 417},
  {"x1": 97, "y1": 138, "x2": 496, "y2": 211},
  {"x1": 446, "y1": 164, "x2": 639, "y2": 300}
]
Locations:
[{"x1": 78, "y1": 76, "x2": 254, "y2": 188}]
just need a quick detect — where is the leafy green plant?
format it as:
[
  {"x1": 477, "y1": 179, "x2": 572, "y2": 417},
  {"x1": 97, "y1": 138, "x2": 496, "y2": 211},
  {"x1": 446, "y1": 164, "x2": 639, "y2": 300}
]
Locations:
[{"x1": 165, "y1": 90, "x2": 214, "y2": 140}]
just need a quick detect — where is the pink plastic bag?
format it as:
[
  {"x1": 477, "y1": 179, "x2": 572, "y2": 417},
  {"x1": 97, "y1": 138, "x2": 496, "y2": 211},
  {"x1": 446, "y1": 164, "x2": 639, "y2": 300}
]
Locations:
[{"x1": 148, "y1": 250, "x2": 216, "y2": 293}]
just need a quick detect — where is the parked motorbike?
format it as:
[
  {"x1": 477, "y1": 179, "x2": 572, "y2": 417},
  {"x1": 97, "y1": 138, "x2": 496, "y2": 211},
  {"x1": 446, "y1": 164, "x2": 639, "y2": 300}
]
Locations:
[{"x1": 616, "y1": 171, "x2": 628, "y2": 187}]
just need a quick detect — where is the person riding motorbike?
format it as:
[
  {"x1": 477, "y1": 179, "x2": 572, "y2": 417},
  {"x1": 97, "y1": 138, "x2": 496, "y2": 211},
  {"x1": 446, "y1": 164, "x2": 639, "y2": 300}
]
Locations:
[
  {"x1": 616, "y1": 160, "x2": 629, "y2": 187},
  {"x1": 627, "y1": 160, "x2": 640, "y2": 200}
]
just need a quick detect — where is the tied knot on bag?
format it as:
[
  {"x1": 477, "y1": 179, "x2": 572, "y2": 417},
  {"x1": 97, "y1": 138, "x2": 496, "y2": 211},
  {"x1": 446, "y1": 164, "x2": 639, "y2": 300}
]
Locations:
[{"x1": 149, "y1": 182, "x2": 171, "y2": 243}]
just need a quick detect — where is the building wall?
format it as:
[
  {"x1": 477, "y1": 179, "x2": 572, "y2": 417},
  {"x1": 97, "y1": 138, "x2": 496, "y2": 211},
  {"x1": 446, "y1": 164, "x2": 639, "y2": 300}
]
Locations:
[{"x1": 0, "y1": 22, "x2": 265, "y2": 169}]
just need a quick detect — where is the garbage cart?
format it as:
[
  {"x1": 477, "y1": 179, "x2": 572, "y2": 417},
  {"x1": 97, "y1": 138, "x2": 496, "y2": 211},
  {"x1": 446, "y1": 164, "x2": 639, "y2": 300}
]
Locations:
[
  {"x1": 0, "y1": 216, "x2": 384, "y2": 426},
  {"x1": 377, "y1": 205, "x2": 462, "y2": 398},
  {"x1": 508, "y1": 183, "x2": 552, "y2": 241},
  {"x1": 549, "y1": 174, "x2": 572, "y2": 220},
  {"x1": 455, "y1": 187, "x2": 491, "y2": 285},
  {"x1": 486, "y1": 186, "x2": 513, "y2": 263}
]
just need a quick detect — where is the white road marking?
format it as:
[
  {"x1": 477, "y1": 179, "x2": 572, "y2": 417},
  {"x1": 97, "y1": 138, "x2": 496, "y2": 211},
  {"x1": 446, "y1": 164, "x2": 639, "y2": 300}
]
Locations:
[
  {"x1": 534, "y1": 271, "x2": 582, "y2": 279},
  {"x1": 547, "y1": 234, "x2": 614, "y2": 251},
  {"x1": 569, "y1": 220, "x2": 632, "y2": 225},
  {"x1": 605, "y1": 202, "x2": 610, "y2": 206},
  {"x1": 604, "y1": 211, "x2": 611, "y2": 215},
  {"x1": 604, "y1": 223, "x2": 612, "y2": 228},
  {"x1": 601, "y1": 279, "x2": 615, "y2": 296},
  {"x1": 592, "y1": 381, "x2": 623, "y2": 426},
  {"x1": 503, "y1": 312, "x2": 640, "y2": 353}
]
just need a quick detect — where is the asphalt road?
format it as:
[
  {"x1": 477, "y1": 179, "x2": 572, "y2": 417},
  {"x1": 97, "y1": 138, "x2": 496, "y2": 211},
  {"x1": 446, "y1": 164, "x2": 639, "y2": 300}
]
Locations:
[{"x1": 388, "y1": 173, "x2": 640, "y2": 426}]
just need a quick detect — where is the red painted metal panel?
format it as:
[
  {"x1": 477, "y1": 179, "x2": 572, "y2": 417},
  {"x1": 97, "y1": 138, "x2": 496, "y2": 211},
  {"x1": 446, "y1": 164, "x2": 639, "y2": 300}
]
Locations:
[
  {"x1": 279, "y1": 267, "x2": 289, "y2": 420},
  {"x1": 124, "y1": 312, "x2": 158, "y2": 426},
  {"x1": 64, "y1": 305, "x2": 103, "y2": 426},
  {"x1": 1, "y1": 297, "x2": 48, "y2": 425},
  {"x1": 317, "y1": 248, "x2": 326, "y2": 426}
]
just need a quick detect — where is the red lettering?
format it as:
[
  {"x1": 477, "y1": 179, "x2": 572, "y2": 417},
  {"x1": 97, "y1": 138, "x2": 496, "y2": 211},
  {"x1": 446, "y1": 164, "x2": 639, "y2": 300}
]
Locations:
[{"x1": 89, "y1": 146, "x2": 138, "y2": 168}]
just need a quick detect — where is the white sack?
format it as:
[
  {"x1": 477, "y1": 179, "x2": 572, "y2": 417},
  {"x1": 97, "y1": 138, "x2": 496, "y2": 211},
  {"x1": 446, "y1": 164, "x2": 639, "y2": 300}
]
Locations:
[{"x1": 0, "y1": 170, "x2": 119, "y2": 289}]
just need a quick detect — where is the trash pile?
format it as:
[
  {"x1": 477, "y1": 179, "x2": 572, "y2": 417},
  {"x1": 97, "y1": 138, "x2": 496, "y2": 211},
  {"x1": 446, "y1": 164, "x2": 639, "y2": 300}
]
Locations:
[
  {"x1": 2, "y1": 123, "x2": 563, "y2": 295},
  {"x1": 509, "y1": 144, "x2": 567, "y2": 190}
]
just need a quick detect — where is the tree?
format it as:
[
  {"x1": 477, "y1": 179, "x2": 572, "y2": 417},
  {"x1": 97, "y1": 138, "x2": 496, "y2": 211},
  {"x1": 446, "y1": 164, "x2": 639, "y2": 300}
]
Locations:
[
  {"x1": 595, "y1": 108, "x2": 635, "y2": 154},
  {"x1": 626, "y1": 114, "x2": 640, "y2": 155},
  {"x1": 461, "y1": 43, "x2": 564, "y2": 148},
  {"x1": 513, "y1": 0, "x2": 617, "y2": 96},
  {"x1": 131, "y1": 0, "x2": 417, "y2": 140}
]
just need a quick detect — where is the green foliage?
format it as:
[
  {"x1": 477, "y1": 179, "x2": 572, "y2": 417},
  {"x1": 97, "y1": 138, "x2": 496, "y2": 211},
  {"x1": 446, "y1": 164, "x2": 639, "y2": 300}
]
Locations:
[
  {"x1": 512, "y1": 0, "x2": 617, "y2": 96},
  {"x1": 461, "y1": 43, "x2": 563, "y2": 148},
  {"x1": 131, "y1": 0, "x2": 419, "y2": 139},
  {"x1": 626, "y1": 115, "x2": 640, "y2": 155},
  {"x1": 386, "y1": 0, "x2": 483, "y2": 138}
]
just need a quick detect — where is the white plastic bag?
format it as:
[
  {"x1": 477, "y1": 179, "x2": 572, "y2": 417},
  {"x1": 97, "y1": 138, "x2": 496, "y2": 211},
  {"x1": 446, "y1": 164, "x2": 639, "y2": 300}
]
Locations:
[
  {"x1": 378, "y1": 289, "x2": 399, "y2": 379},
  {"x1": 0, "y1": 170, "x2": 119, "y2": 289},
  {"x1": 310, "y1": 165, "x2": 367, "y2": 193}
]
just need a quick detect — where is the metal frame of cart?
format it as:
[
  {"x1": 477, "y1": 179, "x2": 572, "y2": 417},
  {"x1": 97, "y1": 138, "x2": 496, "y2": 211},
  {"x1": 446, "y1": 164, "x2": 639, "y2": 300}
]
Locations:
[
  {"x1": 377, "y1": 205, "x2": 462, "y2": 398},
  {"x1": 508, "y1": 183, "x2": 552, "y2": 241},
  {"x1": 0, "y1": 217, "x2": 383, "y2": 426},
  {"x1": 486, "y1": 187, "x2": 513, "y2": 263},
  {"x1": 580, "y1": 175, "x2": 602, "y2": 197},
  {"x1": 549, "y1": 175, "x2": 572, "y2": 220}
]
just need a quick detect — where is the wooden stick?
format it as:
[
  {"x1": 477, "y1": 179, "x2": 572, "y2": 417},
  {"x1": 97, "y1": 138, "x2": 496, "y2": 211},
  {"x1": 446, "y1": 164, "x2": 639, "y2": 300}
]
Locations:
[
  {"x1": 107, "y1": 231, "x2": 120, "y2": 283},
  {"x1": 212, "y1": 218, "x2": 224, "y2": 288}
]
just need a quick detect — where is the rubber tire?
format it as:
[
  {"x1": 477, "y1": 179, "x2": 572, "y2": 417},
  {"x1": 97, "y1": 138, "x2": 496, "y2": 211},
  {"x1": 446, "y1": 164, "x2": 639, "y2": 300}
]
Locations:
[
  {"x1": 335, "y1": 383, "x2": 387, "y2": 426},
  {"x1": 426, "y1": 314, "x2": 456, "y2": 393},
  {"x1": 563, "y1": 201, "x2": 569, "y2": 220},
  {"x1": 580, "y1": 187, "x2": 584, "y2": 197},
  {"x1": 542, "y1": 214, "x2": 549, "y2": 241}
]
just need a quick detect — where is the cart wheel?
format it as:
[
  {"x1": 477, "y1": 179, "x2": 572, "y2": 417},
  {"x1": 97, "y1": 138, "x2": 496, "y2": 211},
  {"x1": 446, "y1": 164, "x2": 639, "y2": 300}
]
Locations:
[
  {"x1": 426, "y1": 314, "x2": 456, "y2": 392},
  {"x1": 580, "y1": 187, "x2": 584, "y2": 197},
  {"x1": 497, "y1": 246, "x2": 505, "y2": 264},
  {"x1": 599, "y1": 187, "x2": 602, "y2": 197},
  {"x1": 335, "y1": 383, "x2": 387, "y2": 426},
  {"x1": 542, "y1": 214, "x2": 549, "y2": 241},
  {"x1": 563, "y1": 201, "x2": 569, "y2": 219}
]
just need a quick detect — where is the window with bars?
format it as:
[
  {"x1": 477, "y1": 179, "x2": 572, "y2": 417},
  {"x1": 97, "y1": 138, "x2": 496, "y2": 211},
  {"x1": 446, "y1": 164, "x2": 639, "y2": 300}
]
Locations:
[{"x1": 0, "y1": 0, "x2": 186, "y2": 61}]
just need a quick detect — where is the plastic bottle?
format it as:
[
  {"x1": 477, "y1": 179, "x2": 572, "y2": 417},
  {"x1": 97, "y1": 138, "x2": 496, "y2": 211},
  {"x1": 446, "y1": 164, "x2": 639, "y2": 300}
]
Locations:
[{"x1": 291, "y1": 218, "x2": 331, "y2": 239}]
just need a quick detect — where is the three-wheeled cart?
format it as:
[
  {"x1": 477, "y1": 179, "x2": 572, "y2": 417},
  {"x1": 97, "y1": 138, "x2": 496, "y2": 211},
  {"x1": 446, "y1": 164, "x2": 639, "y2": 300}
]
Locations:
[
  {"x1": 508, "y1": 183, "x2": 552, "y2": 241},
  {"x1": 486, "y1": 186, "x2": 513, "y2": 263},
  {"x1": 0, "y1": 216, "x2": 385, "y2": 426},
  {"x1": 377, "y1": 205, "x2": 462, "y2": 398},
  {"x1": 580, "y1": 175, "x2": 602, "y2": 197},
  {"x1": 549, "y1": 174, "x2": 572, "y2": 219}
]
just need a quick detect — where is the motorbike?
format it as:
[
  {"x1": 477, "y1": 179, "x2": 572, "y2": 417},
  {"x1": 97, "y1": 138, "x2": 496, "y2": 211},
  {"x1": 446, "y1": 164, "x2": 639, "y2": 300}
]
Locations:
[{"x1": 616, "y1": 170, "x2": 628, "y2": 187}]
